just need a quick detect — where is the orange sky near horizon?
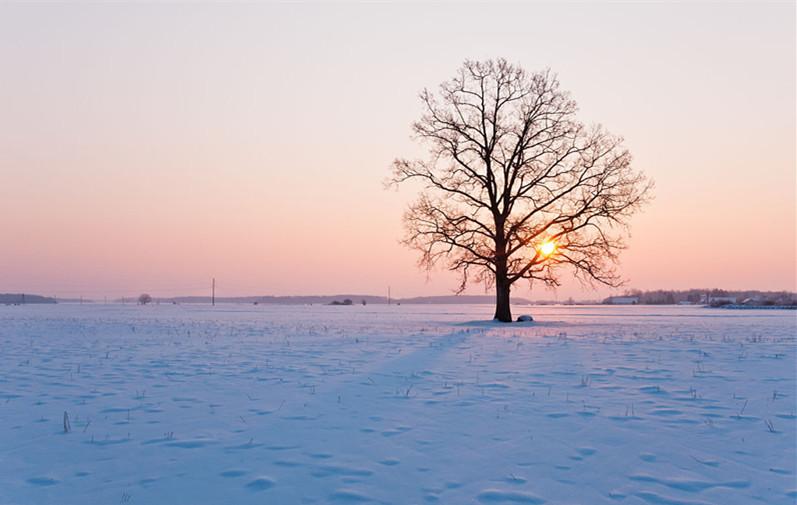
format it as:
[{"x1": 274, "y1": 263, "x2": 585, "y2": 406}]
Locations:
[{"x1": 1, "y1": 2, "x2": 794, "y2": 300}]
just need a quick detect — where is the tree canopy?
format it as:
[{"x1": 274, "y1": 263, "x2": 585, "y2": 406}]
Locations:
[{"x1": 390, "y1": 59, "x2": 652, "y2": 321}]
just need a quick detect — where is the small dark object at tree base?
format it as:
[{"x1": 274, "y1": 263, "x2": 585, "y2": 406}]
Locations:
[{"x1": 517, "y1": 315, "x2": 534, "y2": 322}]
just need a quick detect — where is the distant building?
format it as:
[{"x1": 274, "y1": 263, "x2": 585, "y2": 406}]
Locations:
[
  {"x1": 605, "y1": 296, "x2": 639, "y2": 305},
  {"x1": 701, "y1": 294, "x2": 737, "y2": 305}
]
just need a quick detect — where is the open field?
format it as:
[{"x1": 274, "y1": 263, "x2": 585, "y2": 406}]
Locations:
[{"x1": 0, "y1": 304, "x2": 794, "y2": 504}]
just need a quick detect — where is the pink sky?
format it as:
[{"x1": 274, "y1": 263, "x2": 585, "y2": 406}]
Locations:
[{"x1": 1, "y1": 3, "x2": 794, "y2": 300}]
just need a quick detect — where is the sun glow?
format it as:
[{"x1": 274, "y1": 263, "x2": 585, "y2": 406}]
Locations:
[{"x1": 539, "y1": 240, "x2": 557, "y2": 257}]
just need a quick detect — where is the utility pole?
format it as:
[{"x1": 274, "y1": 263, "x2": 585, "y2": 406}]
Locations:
[
  {"x1": 387, "y1": 286, "x2": 391, "y2": 305},
  {"x1": 212, "y1": 278, "x2": 215, "y2": 306}
]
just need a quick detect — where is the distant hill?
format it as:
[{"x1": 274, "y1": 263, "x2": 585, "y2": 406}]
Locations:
[
  {"x1": 398, "y1": 295, "x2": 532, "y2": 305},
  {"x1": 0, "y1": 293, "x2": 56, "y2": 304},
  {"x1": 159, "y1": 295, "x2": 386, "y2": 305},
  {"x1": 152, "y1": 294, "x2": 531, "y2": 305}
]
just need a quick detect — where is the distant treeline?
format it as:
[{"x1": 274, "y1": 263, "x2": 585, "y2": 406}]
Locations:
[
  {"x1": 614, "y1": 289, "x2": 796, "y2": 306},
  {"x1": 0, "y1": 293, "x2": 57, "y2": 305}
]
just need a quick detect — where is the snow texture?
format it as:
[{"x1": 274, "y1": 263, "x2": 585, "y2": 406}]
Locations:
[{"x1": 0, "y1": 304, "x2": 794, "y2": 504}]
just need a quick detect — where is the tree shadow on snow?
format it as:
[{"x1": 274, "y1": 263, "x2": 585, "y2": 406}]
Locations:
[{"x1": 452, "y1": 319, "x2": 569, "y2": 328}]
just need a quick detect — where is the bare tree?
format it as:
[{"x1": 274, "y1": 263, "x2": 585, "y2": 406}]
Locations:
[
  {"x1": 138, "y1": 293, "x2": 152, "y2": 305},
  {"x1": 389, "y1": 59, "x2": 652, "y2": 322}
]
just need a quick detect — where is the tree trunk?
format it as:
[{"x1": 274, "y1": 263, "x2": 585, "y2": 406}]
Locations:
[{"x1": 494, "y1": 262, "x2": 512, "y2": 322}]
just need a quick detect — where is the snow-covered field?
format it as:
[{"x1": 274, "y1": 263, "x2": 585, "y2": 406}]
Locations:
[{"x1": 0, "y1": 304, "x2": 794, "y2": 505}]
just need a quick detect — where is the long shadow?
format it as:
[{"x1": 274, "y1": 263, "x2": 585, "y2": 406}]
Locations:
[{"x1": 452, "y1": 319, "x2": 569, "y2": 328}]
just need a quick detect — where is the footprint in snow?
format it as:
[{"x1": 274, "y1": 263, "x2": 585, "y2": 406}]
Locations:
[
  {"x1": 328, "y1": 488, "x2": 372, "y2": 502},
  {"x1": 27, "y1": 476, "x2": 59, "y2": 486},
  {"x1": 245, "y1": 476, "x2": 275, "y2": 491}
]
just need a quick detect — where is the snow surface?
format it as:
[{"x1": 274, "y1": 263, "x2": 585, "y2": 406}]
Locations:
[{"x1": 0, "y1": 304, "x2": 794, "y2": 504}]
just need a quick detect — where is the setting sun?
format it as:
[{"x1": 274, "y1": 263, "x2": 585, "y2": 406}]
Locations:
[{"x1": 539, "y1": 240, "x2": 557, "y2": 257}]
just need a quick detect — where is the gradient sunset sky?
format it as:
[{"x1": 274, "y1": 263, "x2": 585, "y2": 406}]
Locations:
[{"x1": 1, "y1": 2, "x2": 794, "y2": 300}]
